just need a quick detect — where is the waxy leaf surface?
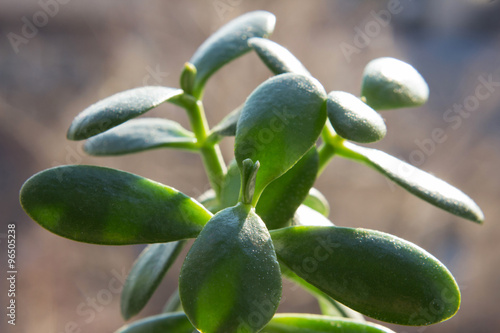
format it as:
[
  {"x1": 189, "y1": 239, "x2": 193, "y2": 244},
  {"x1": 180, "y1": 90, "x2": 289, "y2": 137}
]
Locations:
[
  {"x1": 248, "y1": 37, "x2": 310, "y2": 76},
  {"x1": 20, "y1": 165, "x2": 212, "y2": 245},
  {"x1": 302, "y1": 188, "x2": 330, "y2": 217},
  {"x1": 190, "y1": 10, "x2": 276, "y2": 97},
  {"x1": 326, "y1": 91, "x2": 386, "y2": 143},
  {"x1": 121, "y1": 241, "x2": 186, "y2": 320},
  {"x1": 256, "y1": 148, "x2": 319, "y2": 229},
  {"x1": 291, "y1": 205, "x2": 333, "y2": 227},
  {"x1": 67, "y1": 87, "x2": 183, "y2": 140},
  {"x1": 208, "y1": 105, "x2": 243, "y2": 143},
  {"x1": 84, "y1": 118, "x2": 197, "y2": 156},
  {"x1": 115, "y1": 312, "x2": 194, "y2": 333},
  {"x1": 344, "y1": 142, "x2": 484, "y2": 223},
  {"x1": 235, "y1": 73, "x2": 327, "y2": 203},
  {"x1": 361, "y1": 57, "x2": 429, "y2": 110},
  {"x1": 271, "y1": 226, "x2": 461, "y2": 325},
  {"x1": 263, "y1": 314, "x2": 395, "y2": 333},
  {"x1": 180, "y1": 203, "x2": 281, "y2": 333}
]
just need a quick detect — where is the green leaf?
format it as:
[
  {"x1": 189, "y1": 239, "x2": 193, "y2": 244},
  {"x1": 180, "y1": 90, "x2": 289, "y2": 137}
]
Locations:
[
  {"x1": 121, "y1": 241, "x2": 186, "y2": 320},
  {"x1": 361, "y1": 57, "x2": 429, "y2": 110},
  {"x1": 302, "y1": 188, "x2": 330, "y2": 217},
  {"x1": 115, "y1": 312, "x2": 194, "y2": 333},
  {"x1": 207, "y1": 104, "x2": 243, "y2": 143},
  {"x1": 326, "y1": 91, "x2": 386, "y2": 143},
  {"x1": 271, "y1": 226, "x2": 461, "y2": 325},
  {"x1": 280, "y1": 264, "x2": 364, "y2": 321},
  {"x1": 342, "y1": 142, "x2": 484, "y2": 223},
  {"x1": 162, "y1": 289, "x2": 183, "y2": 313},
  {"x1": 180, "y1": 62, "x2": 197, "y2": 95},
  {"x1": 235, "y1": 73, "x2": 327, "y2": 204},
  {"x1": 190, "y1": 10, "x2": 276, "y2": 97},
  {"x1": 263, "y1": 314, "x2": 394, "y2": 333},
  {"x1": 317, "y1": 297, "x2": 366, "y2": 321},
  {"x1": 84, "y1": 118, "x2": 197, "y2": 156},
  {"x1": 219, "y1": 160, "x2": 241, "y2": 209},
  {"x1": 291, "y1": 205, "x2": 333, "y2": 227},
  {"x1": 180, "y1": 203, "x2": 282, "y2": 333},
  {"x1": 20, "y1": 165, "x2": 212, "y2": 245},
  {"x1": 248, "y1": 37, "x2": 310, "y2": 76},
  {"x1": 198, "y1": 189, "x2": 220, "y2": 213},
  {"x1": 240, "y1": 159, "x2": 260, "y2": 205},
  {"x1": 67, "y1": 87, "x2": 183, "y2": 140},
  {"x1": 256, "y1": 148, "x2": 319, "y2": 229}
]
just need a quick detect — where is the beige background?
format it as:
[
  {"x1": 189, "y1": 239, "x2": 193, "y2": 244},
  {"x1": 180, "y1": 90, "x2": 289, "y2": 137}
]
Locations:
[{"x1": 1, "y1": 1, "x2": 499, "y2": 332}]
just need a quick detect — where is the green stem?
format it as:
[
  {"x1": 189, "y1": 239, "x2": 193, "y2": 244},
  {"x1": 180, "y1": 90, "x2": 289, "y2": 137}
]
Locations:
[
  {"x1": 177, "y1": 94, "x2": 227, "y2": 200},
  {"x1": 317, "y1": 142, "x2": 336, "y2": 175},
  {"x1": 317, "y1": 123, "x2": 340, "y2": 176}
]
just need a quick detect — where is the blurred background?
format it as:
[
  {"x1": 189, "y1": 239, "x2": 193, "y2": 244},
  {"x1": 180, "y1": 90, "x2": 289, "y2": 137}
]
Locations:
[{"x1": 1, "y1": 0, "x2": 499, "y2": 332}]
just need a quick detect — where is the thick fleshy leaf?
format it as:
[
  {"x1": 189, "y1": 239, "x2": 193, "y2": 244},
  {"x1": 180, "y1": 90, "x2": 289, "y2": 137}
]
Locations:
[
  {"x1": 207, "y1": 105, "x2": 243, "y2": 143},
  {"x1": 256, "y1": 148, "x2": 319, "y2": 229},
  {"x1": 218, "y1": 150, "x2": 320, "y2": 230},
  {"x1": 342, "y1": 142, "x2": 484, "y2": 223},
  {"x1": 263, "y1": 314, "x2": 394, "y2": 333},
  {"x1": 248, "y1": 37, "x2": 310, "y2": 76},
  {"x1": 190, "y1": 10, "x2": 276, "y2": 97},
  {"x1": 235, "y1": 73, "x2": 327, "y2": 204},
  {"x1": 291, "y1": 205, "x2": 333, "y2": 227},
  {"x1": 115, "y1": 312, "x2": 194, "y2": 333},
  {"x1": 20, "y1": 165, "x2": 212, "y2": 245},
  {"x1": 280, "y1": 264, "x2": 364, "y2": 321},
  {"x1": 326, "y1": 91, "x2": 386, "y2": 143},
  {"x1": 67, "y1": 87, "x2": 183, "y2": 140},
  {"x1": 84, "y1": 118, "x2": 197, "y2": 156},
  {"x1": 303, "y1": 188, "x2": 330, "y2": 217},
  {"x1": 361, "y1": 57, "x2": 429, "y2": 110},
  {"x1": 219, "y1": 160, "x2": 241, "y2": 210},
  {"x1": 180, "y1": 203, "x2": 282, "y2": 333},
  {"x1": 121, "y1": 241, "x2": 186, "y2": 320},
  {"x1": 271, "y1": 226, "x2": 461, "y2": 325},
  {"x1": 162, "y1": 289, "x2": 183, "y2": 313}
]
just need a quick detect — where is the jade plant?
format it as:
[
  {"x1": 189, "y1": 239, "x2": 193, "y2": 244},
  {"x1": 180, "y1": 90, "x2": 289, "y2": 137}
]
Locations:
[{"x1": 20, "y1": 10, "x2": 484, "y2": 333}]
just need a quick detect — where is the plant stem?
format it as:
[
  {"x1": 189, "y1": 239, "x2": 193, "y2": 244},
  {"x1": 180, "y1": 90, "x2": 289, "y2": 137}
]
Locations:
[
  {"x1": 317, "y1": 123, "x2": 339, "y2": 175},
  {"x1": 179, "y1": 94, "x2": 227, "y2": 200}
]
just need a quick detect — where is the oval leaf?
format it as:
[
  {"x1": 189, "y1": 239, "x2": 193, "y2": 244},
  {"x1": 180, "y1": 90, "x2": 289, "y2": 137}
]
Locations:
[
  {"x1": 343, "y1": 142, "x2": 484, "y2": 223},
  {"x1": 271, "y1": 226, "x2": 461, "y2": 325},
  {"x1": 20, "y1": 165, "x2": 212, "y2": 245},
  {"x1": 115, "y1": 312, "x2": 194, "y2": 333},
  {"x1": 84, "y1": 118, "x2": 197, "y2": 156},
  {"x1": 291, "y1": 205, "x2": 333, "y2": 227},
  {"x1": 67, "y1": 86, "x2": 183, "y2": 140},
  {"x1": 121, "y1": 241, "x2": 186, "y2": 320},
  {"x1": 280, "y1": 264, "x2": 364, "y2": 321},
  {"x1": 207, "y1": 104, "x2": 243, "y2": 143},
  {"x1": 190, "y1": 10, "x2": 276, "y2": 97},
  {"x1": 248, "y1": 37, "x2": 310, "y2": 76},
  {"x1": 326, "y1": 91, "x2": 386, "y2": 143},
  {"x1": 235, "y1": 73, "x2": 327, "y2": 203},
  {"x1": 302, "y1": 188, "x2": 330, "y2": 217},
  {"x1": 219, "y1": 159, "x2": 241, "y2": 210},
  {"x1": 361, "y1": 57, "x2": 429, "y2": 110},
  {"x1": 180, "y1": 203, "x2": 282, "y2": 333},
  {"x1": 263, "y1": 314, "x2": 394, "y2": 333},
  {"x1": 256, "y1": 147, "x2": 319, "y2": 229}
]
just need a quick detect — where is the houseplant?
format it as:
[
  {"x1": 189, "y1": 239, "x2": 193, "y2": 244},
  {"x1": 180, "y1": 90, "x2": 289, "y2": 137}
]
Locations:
[{"x1": 19, "y1": 10, "x2": 484, "y2": 333}]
